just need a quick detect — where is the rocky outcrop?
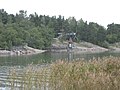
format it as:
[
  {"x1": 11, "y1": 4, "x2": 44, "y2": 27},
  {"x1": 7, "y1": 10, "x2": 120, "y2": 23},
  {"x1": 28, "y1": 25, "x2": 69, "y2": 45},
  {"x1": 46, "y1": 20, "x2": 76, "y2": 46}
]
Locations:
[
  {"x1": 50, "y1": 40, "x2": 108, "y2": 53},
  {"x1": 0, "y1": 46, "x2": 46, "y2": 56}
]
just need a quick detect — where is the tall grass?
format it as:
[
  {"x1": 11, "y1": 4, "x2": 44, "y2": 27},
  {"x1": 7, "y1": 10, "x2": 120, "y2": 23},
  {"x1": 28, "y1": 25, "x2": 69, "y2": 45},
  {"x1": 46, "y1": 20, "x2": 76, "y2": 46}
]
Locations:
[{"x1": 8, "y1": 56, "x2": 120, "y2": 90}]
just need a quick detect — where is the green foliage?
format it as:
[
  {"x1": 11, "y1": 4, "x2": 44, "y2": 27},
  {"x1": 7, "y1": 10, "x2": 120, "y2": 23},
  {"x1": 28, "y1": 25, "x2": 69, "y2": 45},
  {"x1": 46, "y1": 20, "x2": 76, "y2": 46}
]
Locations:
[
  {"x1": 106, "y1": 23, "x2": 120, "y2": 43},
  {"x1": 0, "y1": 9, "x2": 54, "y2": 50},
  {"x1": 0, "y1": 9, "x2": 120, "y2": 50}
]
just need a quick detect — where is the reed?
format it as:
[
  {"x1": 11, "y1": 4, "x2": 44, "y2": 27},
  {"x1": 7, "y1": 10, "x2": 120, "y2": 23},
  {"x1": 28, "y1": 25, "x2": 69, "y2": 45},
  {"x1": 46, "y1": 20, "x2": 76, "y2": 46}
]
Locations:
[{"x1": 8, "y1": 56, "x2": 120, "y2": 90}]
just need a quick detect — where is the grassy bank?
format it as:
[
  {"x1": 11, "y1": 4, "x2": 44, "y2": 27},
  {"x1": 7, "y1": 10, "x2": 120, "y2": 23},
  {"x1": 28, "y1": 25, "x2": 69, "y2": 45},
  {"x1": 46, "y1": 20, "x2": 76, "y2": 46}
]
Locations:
[{"x1": 8, "y1": 56, "x2": 120, "y2": 90}]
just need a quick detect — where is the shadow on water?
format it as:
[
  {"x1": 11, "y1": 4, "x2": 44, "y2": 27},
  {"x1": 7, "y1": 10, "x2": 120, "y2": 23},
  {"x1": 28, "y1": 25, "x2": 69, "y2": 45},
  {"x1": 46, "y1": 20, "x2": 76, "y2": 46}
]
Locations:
[
  {"x1": 0, "y1": 51, "x2": 120, "y2": 66},
  {"x1": 0, "y1": 52, "x2": 53, "y2": 66}
]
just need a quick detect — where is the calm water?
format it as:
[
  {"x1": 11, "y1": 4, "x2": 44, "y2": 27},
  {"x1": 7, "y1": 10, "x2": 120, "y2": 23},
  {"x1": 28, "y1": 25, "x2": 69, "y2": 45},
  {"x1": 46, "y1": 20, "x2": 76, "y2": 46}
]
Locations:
[{"x1": 0, "y1": 51, "x2": 120, "y2": 66}]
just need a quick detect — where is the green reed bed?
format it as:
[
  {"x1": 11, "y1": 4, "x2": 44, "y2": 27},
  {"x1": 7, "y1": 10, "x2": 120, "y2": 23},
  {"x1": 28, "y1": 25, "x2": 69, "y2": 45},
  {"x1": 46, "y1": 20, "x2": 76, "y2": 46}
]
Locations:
[{"x1": 8, "y1": 56, "x2": 120, "y2": 90}]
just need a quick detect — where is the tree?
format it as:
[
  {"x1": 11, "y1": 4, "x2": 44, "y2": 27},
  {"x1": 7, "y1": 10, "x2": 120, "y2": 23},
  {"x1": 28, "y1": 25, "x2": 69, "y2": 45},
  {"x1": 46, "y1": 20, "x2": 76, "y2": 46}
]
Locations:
[
  {"x1": 106, "y1": 23, "x2": 120, "y2": 43},
  {"x1": 68, "y1": 17, "x2": 77, "y2": 32}
]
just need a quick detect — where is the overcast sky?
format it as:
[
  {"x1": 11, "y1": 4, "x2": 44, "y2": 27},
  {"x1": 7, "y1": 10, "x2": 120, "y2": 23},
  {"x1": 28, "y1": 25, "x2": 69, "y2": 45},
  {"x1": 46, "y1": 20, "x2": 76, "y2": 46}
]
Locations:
[{"x1": 0, "y1": 0, "x2": 120, "y2": 28}]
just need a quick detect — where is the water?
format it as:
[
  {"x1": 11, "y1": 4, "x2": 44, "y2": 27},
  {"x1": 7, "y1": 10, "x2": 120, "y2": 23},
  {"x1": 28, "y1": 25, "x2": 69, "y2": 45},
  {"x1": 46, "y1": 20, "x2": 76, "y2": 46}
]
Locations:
[
  {"x1": 0, "y1": 51, "x2": 120, "y2": 89},
  {"x1": 0, "y1": 51, "x2": 120, "y2": 66}
]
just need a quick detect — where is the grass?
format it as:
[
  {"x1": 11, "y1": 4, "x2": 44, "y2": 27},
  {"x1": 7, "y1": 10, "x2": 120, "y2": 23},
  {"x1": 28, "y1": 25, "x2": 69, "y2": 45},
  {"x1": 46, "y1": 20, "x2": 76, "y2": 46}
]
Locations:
[{"x1": 7, "y1": 56, "x2": 120, "y2": 90}]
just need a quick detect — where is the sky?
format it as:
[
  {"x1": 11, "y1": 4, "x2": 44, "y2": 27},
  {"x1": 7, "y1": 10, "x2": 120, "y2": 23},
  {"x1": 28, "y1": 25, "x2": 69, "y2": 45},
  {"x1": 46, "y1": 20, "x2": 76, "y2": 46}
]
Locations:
[{"x1": 0, "y1": 0, "x2": 120, "y2": 28}]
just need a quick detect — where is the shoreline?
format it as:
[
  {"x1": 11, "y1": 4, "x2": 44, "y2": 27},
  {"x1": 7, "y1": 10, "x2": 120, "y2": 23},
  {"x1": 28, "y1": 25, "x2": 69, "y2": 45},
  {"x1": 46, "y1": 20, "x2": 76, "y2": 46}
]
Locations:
[
  {"x1": 0, "y1": 46, "x2": 46, "y2": 57},
  {"x1": 0, "y1": 46, "x2": 120, "y2": 57},
  {"x1": 50, "y1": 40, "x2": 109, "y2": 53},
  {"x1": 50, "y1": 42, "x2": 109, "y2": 53},
  {"x1": 50, "y1": 47, "x2": 109, "y2": 53}
]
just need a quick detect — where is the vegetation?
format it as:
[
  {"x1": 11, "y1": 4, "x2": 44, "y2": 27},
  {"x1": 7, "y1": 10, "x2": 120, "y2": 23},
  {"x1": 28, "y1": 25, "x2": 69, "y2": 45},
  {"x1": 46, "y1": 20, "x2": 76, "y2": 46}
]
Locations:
[
  {"x1": 7, "y1": 56, "x2": 120, "y2": 90},
  {"x1": 0, "y1": 9, "x2": 120, "y2": 49},
  {"x1": 0, "y1": 9, "x2": 54, "y2": 50}
]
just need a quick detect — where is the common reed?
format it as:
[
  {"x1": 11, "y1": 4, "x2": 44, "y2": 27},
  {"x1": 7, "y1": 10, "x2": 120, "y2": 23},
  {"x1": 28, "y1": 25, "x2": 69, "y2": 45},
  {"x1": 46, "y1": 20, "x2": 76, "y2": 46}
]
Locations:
[{"x1": 7, "y1": 56, "x2": 120, "y2": 90}]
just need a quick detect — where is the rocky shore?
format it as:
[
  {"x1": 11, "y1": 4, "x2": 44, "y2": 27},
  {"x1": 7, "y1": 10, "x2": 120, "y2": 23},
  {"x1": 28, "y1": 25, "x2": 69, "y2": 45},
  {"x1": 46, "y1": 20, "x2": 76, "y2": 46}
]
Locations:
[
  {"x1": 0, "y1": 46, "x2": 46, "y2": 56},
  {"x1": 50, "y1": 40, "x2": 109, "y2": 53},
  {"x1": 1, "y1": 41, "x2": 120, "y2": 56},
  {"x1": 50, "y1": 46, "x2": 108, "y2": 53}
]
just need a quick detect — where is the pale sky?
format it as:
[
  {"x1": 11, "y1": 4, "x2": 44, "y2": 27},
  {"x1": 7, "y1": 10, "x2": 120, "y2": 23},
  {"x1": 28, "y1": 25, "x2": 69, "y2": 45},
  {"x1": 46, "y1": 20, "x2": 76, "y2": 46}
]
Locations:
[{"x1": 0, "y1": 0, "x2": 120, "y2": 28}]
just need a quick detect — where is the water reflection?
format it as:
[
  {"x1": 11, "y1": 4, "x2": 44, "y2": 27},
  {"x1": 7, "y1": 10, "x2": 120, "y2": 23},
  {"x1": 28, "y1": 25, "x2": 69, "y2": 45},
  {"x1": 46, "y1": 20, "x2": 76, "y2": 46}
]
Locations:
[
  {"x1": 67, "y1": 52, "x2": 73, "y2": 61},
  {"x1": 0, "y1": 51, "x2": 120, "y2": 66}
]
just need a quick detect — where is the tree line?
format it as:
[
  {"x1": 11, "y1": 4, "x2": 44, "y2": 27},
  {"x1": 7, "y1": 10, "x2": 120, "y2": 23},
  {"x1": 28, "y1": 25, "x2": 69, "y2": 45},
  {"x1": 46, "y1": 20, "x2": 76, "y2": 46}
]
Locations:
[{"x1": 0, "y1": 9, "x2": 120, "y2": 50}]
